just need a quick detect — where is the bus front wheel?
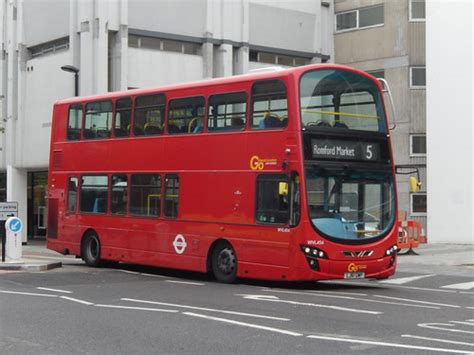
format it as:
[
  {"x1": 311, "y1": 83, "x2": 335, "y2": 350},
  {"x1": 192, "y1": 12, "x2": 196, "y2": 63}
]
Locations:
[
  {"x1": 211, "y1": 242, "x2": 237, "y2": 283},
  {"x1": 82, "y1": 231, "x2": 102, "y2": 267}
]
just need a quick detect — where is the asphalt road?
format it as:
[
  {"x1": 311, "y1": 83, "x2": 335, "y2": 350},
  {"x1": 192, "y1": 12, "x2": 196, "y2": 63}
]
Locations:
[{"x1": 1, "y1": 255, "x2": 473, "y2": 354}]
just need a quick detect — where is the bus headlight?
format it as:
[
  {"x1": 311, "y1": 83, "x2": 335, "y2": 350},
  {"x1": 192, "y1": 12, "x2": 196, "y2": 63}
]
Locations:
[
  {"x1": 301, "y1": 245, "x2": 327, "y2": 271},
  {"x1": 385, "y1": 245, "x2": 398, "y2": 256}
]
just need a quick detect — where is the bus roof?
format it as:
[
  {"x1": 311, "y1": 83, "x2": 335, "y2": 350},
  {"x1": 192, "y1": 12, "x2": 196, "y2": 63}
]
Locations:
[{"x1": 54, "y1": 63, "x2": 376, "y2": 106}]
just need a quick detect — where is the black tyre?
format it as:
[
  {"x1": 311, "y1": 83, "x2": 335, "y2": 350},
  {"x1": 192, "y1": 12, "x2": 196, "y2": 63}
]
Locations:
[
  {"x1": 211, "y1": 242, "x2": 237, "y2": 283},
  {"x1": 82, "y1": 231, "x2": 102, "y2": 267}
]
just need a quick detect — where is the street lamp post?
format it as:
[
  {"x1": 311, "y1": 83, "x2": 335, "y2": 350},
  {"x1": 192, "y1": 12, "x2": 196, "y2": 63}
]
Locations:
[{"x1": 60, "y1": 65, "x2": 80, "y2": 97}]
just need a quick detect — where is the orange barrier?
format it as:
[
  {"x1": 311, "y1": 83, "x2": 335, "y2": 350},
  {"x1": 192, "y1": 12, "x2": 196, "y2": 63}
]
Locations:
[{"x1": 397, "y1": 220, "x2": 427, "y2": 255}]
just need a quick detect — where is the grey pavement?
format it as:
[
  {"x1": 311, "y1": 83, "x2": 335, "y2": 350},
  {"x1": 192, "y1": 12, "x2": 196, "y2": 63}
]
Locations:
[{"x1": 1, "y1": 239, "x2": 473, "y2": 276}]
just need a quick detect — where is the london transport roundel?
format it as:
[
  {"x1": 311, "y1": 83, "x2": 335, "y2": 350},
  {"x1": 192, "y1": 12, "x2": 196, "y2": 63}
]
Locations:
[{"x1": 173, "y1": 234, "x2": 187, "y2": 254}]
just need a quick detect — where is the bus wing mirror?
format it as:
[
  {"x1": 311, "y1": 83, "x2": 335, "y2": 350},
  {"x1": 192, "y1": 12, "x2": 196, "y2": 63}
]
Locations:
[
  {"x1": 409, "y1": 176, "x2": 422, "y2": 193},
  {"x1": 279, "y1": 182, "x2": 289, "y2": 196}
]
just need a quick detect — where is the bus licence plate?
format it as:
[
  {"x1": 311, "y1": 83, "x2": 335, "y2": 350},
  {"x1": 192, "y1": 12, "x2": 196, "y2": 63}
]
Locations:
[{"x1": 344, "y1": 272, "x2": 365, "y2": 279}]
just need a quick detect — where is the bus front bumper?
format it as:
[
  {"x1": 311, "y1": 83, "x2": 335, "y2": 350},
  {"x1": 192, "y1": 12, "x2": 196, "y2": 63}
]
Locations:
[{"x1": 292, "y1": 254, "x2": 397, "y2": 281}]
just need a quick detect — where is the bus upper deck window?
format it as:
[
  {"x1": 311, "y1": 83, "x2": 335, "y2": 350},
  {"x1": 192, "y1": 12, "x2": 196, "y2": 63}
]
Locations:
[
  {"x1": 84, "y1": 101, "x2": 113, "y2": 140},
  {"x1": 114, "y1": 98, "x2": 132, "y2": 138},
  {"x1": 251, "y1": 80, "x2": 288, "y2": 130},
  {"x1": 168, "y1": 97, "x2": 205, "y2": 134},
  {"x1": 134, "y1": 94, "x2": 165, "y2": 136},
  {"x1": 67, "y1": 104, "x2": 83, "y2": 140},
  {"x1": 208, "y1": 92, "x2": 247, "y2": 132}
]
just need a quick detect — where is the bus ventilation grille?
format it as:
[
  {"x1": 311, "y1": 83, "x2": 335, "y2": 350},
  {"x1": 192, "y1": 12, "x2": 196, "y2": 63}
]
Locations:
[
  {"x1": 342, "y1": 250, "x2": 374, "y2": 258},
  {"x1": 53, "y1": 150, "x2": 62, "y2": 168}
]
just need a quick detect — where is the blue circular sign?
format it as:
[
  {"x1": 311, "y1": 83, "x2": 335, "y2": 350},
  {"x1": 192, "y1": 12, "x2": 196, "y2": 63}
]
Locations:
[{"x1": 6, "y1": 217, "x2": 22, "y2": 233}]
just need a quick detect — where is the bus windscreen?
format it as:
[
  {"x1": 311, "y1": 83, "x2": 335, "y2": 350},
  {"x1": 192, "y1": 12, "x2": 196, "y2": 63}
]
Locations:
[{"x1": 300, "y1": 69, "x2": 386, "y2": 133}]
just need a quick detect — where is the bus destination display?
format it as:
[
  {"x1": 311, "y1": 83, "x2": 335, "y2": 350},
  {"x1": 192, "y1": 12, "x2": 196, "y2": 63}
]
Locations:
[{"x1": 312, "y1": 138, "x2": 380, "y2": 161}]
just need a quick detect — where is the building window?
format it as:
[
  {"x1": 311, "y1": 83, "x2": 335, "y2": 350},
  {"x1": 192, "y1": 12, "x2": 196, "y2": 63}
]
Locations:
[
  {"x1": 67, "y1": 177, "x2": 78, "y2": 213},
  {"x1": 130, "y1": 174, "x2": 161, "y2": 217},
  {"x1": 249, "y1": 50, "x2": 308, "y2": 67},
  {"x1": 80, "y1": 175, "x2": 108, "y2": 214},
  {"x1": 336, "y1": 4, "x2": 384, "y2": 33},
  {"x1": 168, "y1": 97, "x2": 205, "y2": 134},
  {"x1": 410, "y1": 66, "x2": 426, "y2": 88},
  {"x1": 84, "y1": 101, "x2": 113, "y2": 139},
  {"x1": 110, "y1": 174, "x2": 128, "y2": 215},
  {"x1": 410, "y1": 193, "x2": 427, "y2": 216},
  {"x1": 410, "y1": 134, "x2": 427, "y2": 156},
  {"x1": 208, "y1": 92, "x2": 247, "y2": 132},
  {"x1": 29, "y1": 37, "x2": 69, "y2": 58},
  {"x1": 134, "y1": 94, "x2": 165, "y2": 136},
  {"x1": 255, "y1": 174, "x2": 289, "y2": 224},
  {"x1": 410, "y1": 0, "x2": 425, "y2": 21},
  {"x1": 67, "y1": 104, "x2": 82, "y2": 141},
  {"x1": 366, "y1": 69, "x2": 385, "y2": 79},
  {"x1": 251, "y1": 80, "x2": 288, "y2": 130},
  {"x1": 164, "y1": 175, "x2": 179, "y2": 218},
  {"x1": 128, "y1": 35, "x2": 200, "y2": 55}
]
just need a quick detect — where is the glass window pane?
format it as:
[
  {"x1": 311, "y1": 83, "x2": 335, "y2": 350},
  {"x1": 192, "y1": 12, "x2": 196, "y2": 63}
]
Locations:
[
  {"x1": 411, "y1": 67, "x2": 426, "y2": 87},
  {"x1": 359, "y1": 5, "x2": 384, "y2": 28},
  {"x1": 208, "y1": 92, "x2": 247, "y2": 131},
  {"x1": 251, "y1": 80, "x2": 288, "y2": 130},
  {"x1": 114, "y1": 98, "x2": 132, "y2": 137},
  {"x1": 130, "y1": 174, "x2": 161, "y2": 217},
  {"x1": 256, "y1": 174, "x2": 289, "y2": 224},
  {"x1": 111, "y1": 174, "x2": 128, "y2": 215},
  {"x1": 140, "y1": 36, "x2": 161, "y2": 50},
  {"x1": 80, "y1": 175, "x2": 108, "y2": 214},
  {"x1": 164, "y1": 175, "x2": 179, "y2": 218},
  {"x1": 134, "y1": 94, "x2": 165, "y2": 136},
  {"x1": 411, "y1": 135, "x2": 426, "y2": 154},
  {"x1": 411, "y1": 0, "x2": 425, "y2": 19},
  {"x1": 67, "y1": 177, "x2": 78, "y2": 213},
  {"x1": 367, "y1": 69, "x2": 385, "y2": 79},
  {"x1": 336, "y1": 11, "x2": 357, "y2": 31},
  {"x1": 412, "y1": 194, "x2": 427, "y2": 214},
  {"x1": 168, "y1": 97, "x2": 205, "y2": 134},
  {"x1": 67, "y1": 104, "x2": 82, "y2": 140},
  {"x1": 84, "y1": 101, "x2": 113, "y2": 139},
  {"x1": 259, "y1": 52, "x2": 276, "y2": 64},
  {"x1": 162, "y1": 39, "x2": 183, "y2": 53}
]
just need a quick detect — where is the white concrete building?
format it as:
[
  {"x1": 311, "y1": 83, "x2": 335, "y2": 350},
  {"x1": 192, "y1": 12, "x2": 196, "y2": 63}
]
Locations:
[
  {"x1": 426, "y1": 0, "x2": 473, "y2": 244},
  {"x1": 0, "y1": 0, "x2": 334, "y2": 241}
]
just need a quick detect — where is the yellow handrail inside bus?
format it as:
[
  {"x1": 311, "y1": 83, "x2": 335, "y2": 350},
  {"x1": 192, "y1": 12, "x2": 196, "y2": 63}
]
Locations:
[
  {"x1": 303, "y1": 109, "x2": 381, "y2": 120},
  {"x1": 147, "y1": 194, "x2": 161, "y2": 215},
  {"x1": 356, "y1": 230, "x2": 382, "y2": 234}
]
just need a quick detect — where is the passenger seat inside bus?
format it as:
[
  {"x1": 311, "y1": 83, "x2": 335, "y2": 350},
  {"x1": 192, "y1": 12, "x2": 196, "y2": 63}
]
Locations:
[{"x1": 262, "y1": 113, "x2": 283, "y2": 128}]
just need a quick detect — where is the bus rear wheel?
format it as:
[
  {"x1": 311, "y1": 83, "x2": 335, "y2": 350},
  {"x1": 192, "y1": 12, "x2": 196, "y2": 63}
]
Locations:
[
  {"x1": 211, "y1": 242, "x2": 237, "y2": 283},
  {"x1": 82, "y1": 231, "x2": 102, "y2": 267}
]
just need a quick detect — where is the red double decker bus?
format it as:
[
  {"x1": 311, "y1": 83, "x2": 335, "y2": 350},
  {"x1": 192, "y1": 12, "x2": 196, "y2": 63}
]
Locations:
[{"x1": 47, "y1": 64, "x2": 398, "y2": 283}]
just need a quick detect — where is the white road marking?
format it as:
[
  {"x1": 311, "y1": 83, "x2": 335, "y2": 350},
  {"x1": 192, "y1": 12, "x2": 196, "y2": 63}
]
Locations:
[
  {"x1": 121, "y1": 298, "x2": 289, "y2": 321},
  {"x1": 450, "y1": 321, "x2": 474, "y2": 326},
  {"x1": 164, "y1": 280, "x2": 205, "y2": 286},
  {"x1": 324, "y1": 280, "x2": 458, "y2": 293},
  {"x1": 238, "y1": 294, "x2": 381, "y2": 315},
  {"x1": 418, "y1": 323, "x2": 474, "y2": 334},
  {"x1": 183, "y1": 312, "x2": 302, "y2": 336},
  {"x1": 262, "y1": 288, "x2": 440, "y2": 309},
  {"x1": 36, "y1": 287, "x2": 72, "y2": 294},
  {"x1": 401, "y1": 334, "x2": 474, "y2": 347},
  {"x1": 94, "y1": 304, "x2": 179, "y2": 313},
  {"x1": 140, "y1": 273, "x2": 170, "y2": 279},
  {"x1": 0, "y1": 290, "x2": 57, "y2": 298},
  {"x1": 117, "y1": 270, "x2": 141, "y2": 275},
  {"x1": 307, "y1": 334, "x2": 470, "y2": 353},
  {"x1": 379, "y1": 274, "x2": 436, "y2": 284},
  {"x1": 60, "y1": 296, "x2": 93, "y2": 306},
  {"x1": 374, "y1": 295, "x2": 461, "y2": 308},
  {"x1": 441, "y1": 282, "x2": 474, "y2": 290}
]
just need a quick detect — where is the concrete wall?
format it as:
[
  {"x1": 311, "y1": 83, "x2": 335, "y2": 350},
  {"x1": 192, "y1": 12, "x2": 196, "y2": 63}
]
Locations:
[
  {"x1": 128, "y1": 48, "x2": 204, "y2": 88},
  {"x1": 426, "y1": 0, "x2": 473, "y2": 244}
]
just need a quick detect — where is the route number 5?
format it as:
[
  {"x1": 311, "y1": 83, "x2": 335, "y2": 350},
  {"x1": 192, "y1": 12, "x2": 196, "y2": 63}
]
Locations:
[{"x1": 366, "y1": 145, "x2": 373, "y2": 160}]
